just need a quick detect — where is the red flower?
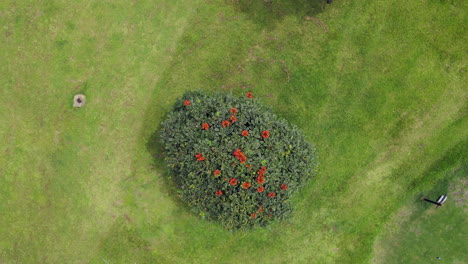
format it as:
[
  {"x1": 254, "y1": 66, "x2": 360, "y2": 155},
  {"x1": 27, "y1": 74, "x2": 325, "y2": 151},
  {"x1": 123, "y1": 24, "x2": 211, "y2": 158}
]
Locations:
[
  {"x1": 257, "y1": 166, "x2": 267, "y2": 176},
  {"x1": 238, "y1": 155, "x2": 247, "y2": 164},
  {"x1": 195, "y1": 153, "x2": 205, "y2": 161},
  {"x1": 241, "y1": 182, "x2": 251, "y2": 189},
  {"x1": 246, "y1": 92, "x2": 253, "y2": 98},
  {"x1": 201, "y1": 123, "x2": 210, "y2": 130},
  {"x1": 268, "y1": 192, "x2": 276, "y2": 198},
  {"x1": 213, "y1": 170, "x2": 221, "y2": 176},
  {"x1": 261, "y1": 130, "x2": 270, "y2": 139},
  {"x1": 215, "y1": 190, "x2": 223, "y2": 196},
  {"x1": 183, "y1": 100, "x2": 191, "y2": 106},
  {"x1": 241, "y1": 130, "x2": 249, "y2": 137},
  {"x1": 256, "y1": 175, "x2": 266, "y2": 184},
  {"x1": 258, "y1": 206, "x2": 264, "y2": 213},
  {"x1": 230, "y1": 115, "x2": 237, "y2": 122},
  {"x1": 229, "y1": 108, "x2": 238, "y2": 114},
  {"x1": 280, "y1": 184, "x2": 288, "y2": 190},
  {"x1": 222, "y1": 120, "x2": 231, "y2": 127},
  {"x1": 257, "y1": 186, "x2": 264, "y2": 193},
  {"x1": 232, "y1": 149, "x2": 247, "y2": 164},
  {"x1": 229, "y1": 178, "x2": 238, "y2": 186},
  {"x1": 250, "y1": 213, "x2": 256, "y2": 219}
]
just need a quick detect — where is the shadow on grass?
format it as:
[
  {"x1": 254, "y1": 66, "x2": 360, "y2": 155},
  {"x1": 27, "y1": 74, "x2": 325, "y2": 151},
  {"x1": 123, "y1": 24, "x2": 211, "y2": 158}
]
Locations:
[
  {"x1": 95, "y1": 218, "x2": 159, "y2": 263},
  {"x1": 228, "y1": 0, "x2": 327, "y2": 28},
  {"x1": 145, "y1": 120, "x2": 194, "y2": 213},
  {"x1": 406, "y1": 139, "x2": 468, "y2": 221}
]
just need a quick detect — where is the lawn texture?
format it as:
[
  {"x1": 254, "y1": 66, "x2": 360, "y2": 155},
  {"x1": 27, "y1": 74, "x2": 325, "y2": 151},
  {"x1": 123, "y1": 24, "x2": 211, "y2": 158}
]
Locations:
[{"x1": 0, "y1": 0, "x2": 466, "y2": 263}]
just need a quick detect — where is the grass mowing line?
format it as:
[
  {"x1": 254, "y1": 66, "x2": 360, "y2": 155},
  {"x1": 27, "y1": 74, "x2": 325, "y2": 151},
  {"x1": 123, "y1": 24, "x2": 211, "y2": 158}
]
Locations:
[
  {"x1": 284, "y1": 97, "x2": 467, "y2": 263},
  {"x1": 373, "y1": 166, "x2": 468, "y2": 264},
  {"x1": 340, "y1": 82, "x2": 465, "y2": 204},
  {"x1": 115, "y1": 0, "x2": 466, "y2": 263},
  {"x1": 332, "y1": 112, "x2": 467, "y2": 263},
  {"x1": 0, "y1": 0, "x2": 200, "y2": 263},
  {"x1": 1, "y1": 0, "x2": 465, "y2": 263},
  {"x1": 284, "y1": 1, "x2": 465, "y2": 262}
]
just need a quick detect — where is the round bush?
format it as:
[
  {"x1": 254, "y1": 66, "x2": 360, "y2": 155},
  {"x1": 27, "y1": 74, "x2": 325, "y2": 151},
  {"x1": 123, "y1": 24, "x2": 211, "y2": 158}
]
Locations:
[{"x1": 160, "y1": 91, "x2": 317, "y2": 230}]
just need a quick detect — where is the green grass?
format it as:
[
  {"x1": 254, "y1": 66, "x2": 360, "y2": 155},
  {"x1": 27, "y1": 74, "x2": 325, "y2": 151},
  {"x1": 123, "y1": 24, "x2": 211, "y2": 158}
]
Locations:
[
  {"x1": 0, "y1": 0, "x2": 466, "y2": 263},
  {"x1": 0, "y1": 0, "x2": 199, "y2": 262},
  {"x1": 373, "y1": 166, "x2": 468, "y2": 264}
]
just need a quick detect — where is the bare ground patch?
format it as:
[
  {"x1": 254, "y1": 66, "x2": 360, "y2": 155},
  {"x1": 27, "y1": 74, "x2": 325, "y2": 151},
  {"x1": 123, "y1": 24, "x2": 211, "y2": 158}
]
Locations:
[{"x1": 449, "y1": 176, "x2": 468, "y2": 213}]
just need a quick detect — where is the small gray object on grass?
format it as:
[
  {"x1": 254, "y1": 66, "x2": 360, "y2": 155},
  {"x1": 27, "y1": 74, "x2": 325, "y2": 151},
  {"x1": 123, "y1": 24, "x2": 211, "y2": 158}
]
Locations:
[
  {"x1": 73, "y1": 94, "x2": 86, "y2": 107},
  {"x1": 436, "y1": 194, "x2": 448, "y2": 208},
  {"x1": 436, "y1": 194, "x2": 448, "y2": 204}
]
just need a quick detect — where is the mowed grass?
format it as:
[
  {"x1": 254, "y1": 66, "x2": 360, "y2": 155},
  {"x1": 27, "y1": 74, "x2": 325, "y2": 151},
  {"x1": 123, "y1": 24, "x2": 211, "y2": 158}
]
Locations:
[
  {"x1": 373, "y1": 167, "x2": 468, "y2": 264},
  {"x1": 0, "y1": 0, "x2": 466, "y2": 263},
  {"x1": 0, "y1": 0, "x2": 200, "y2": 262}
]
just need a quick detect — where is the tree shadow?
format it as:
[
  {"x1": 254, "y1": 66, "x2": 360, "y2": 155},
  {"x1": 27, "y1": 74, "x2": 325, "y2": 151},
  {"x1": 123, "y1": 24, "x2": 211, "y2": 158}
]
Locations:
[
  {"x1": 146, "y1": 123, "x2": 175, "y2": 191},
  {"x1": 145, "y1": 123, "x2": 168, "y2": 181},
  {"x1": 94, "y1": 218, "x2": 159, "y2": 263},
  {"x1": 228, "y1": 0, "x2": 327, "y2": 29},
  {"x1": 145, "y1": 121, "x2": 193, "y2": 212}
]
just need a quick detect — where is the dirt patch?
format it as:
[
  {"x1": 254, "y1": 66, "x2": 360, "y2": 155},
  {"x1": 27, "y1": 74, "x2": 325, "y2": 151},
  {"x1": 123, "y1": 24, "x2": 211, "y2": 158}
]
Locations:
[
  {"x1": 304, "y1": 16, "x2": 329, "y2": 32},
  {"x1": 123, "y1": 214, "x2": 133, "y2": 223},
  {"x1": 448, "y1": 177, "x2": 468, "y2": 213}
]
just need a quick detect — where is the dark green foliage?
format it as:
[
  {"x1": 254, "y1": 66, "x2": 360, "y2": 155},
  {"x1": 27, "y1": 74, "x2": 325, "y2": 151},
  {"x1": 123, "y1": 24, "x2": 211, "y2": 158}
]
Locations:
[{"x1": 160, "y1": 91, "x2": 317, "y2": 229}]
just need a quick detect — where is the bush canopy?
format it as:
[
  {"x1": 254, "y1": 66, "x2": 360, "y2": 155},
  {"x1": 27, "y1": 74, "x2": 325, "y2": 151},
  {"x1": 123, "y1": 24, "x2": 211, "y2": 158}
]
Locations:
[{"x1": 160, "y1": 91, "x2": 317, "y2": 229}]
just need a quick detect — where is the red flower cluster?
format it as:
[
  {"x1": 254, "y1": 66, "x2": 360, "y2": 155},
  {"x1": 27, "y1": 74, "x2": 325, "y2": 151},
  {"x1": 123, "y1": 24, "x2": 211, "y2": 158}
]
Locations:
[
  {"x1": 257, "y1": 186, "x2": 264, "y2": 193},
  {"x1": 233, "y1": 149, "x2": 247, "y2": 164},
  {"x1": 258, "y1": 206, "x2": 264, "y2": 213},
  {"x1": 222, "y1": 120, "x2": 231, "y2": 127},
  {"x1": 268, "y1": 192, "x2": 276, "y2": 198},
  {"x1": 228, "y1": 107, "x2": 238, "y2": 123},
  {"x1": 250, "y1": 213, "x2": 256, "y2": 219},
  {"x1": 246, "y1": 92, "x2": 253, "y2": 98},
  {"x1": 194, "y1": 153, "x2": 205, "y2": 161},
  {"x1": 261, "y1": 130, "x2": 270, "y2": 139},
  {"x1": 257, "y1": 166, "x2": 267, "y2": 175},
  {"x1": 183, "y1": 100, "x2": 191, "y2": 106},
  {"x1": 241, "y1": 182, "x2": 251, "y2": 189},
  {"x1": 201, "y1": 123, "x2": 210, "y2": 130},
  {"x1": 256, "y1": 175, "x2": 266, "y2": 184},
  {"x1": 280, "y1": 184, "x2": 288, "y2": 190},
  {"x1": 213, "y1": 170, "x2": 221, "y2": 176},
  {"x1": 256, "y1": 166, "x2": 267, "y2": 190},
  {"x1": 229, "y1": 178, "x2": 238, "y2": 186},
  {"x1": 215, "y1": 190, "x2": 223, "y2": 196},
  {"x1": 241, "y1": 130, "x2": 249, "y2": 137}
]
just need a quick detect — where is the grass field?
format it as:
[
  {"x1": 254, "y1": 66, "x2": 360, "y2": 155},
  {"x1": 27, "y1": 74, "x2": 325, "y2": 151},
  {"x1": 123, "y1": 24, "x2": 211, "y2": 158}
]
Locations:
[
  {"x1": 373, "y1": 168, "x2": 467, "y2": 264},
  {"x1": 0, "y1": 0, "x2": 466, "y2": 263}
]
